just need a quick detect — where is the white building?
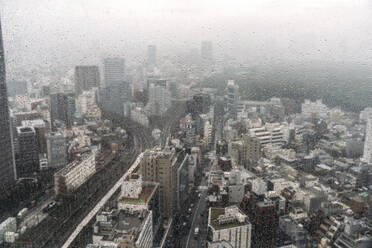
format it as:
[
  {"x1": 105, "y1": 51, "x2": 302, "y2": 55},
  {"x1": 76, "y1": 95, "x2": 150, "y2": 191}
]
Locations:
[
  {"x1": 0, "y1": 218, "x2": 16, "y2": 244},
  {"x1": 208, "y1": 206, "x2": 251, "y2": 248},
  {"x1": 204, "y1": 121, "x2": 213, "y2": 146},
  {"x1": 54, "y1": 149, "x2": 97, "y2": 195},
  {"x1": 249, "y1": 123, "x2": 286, "y2": 147},
  {"x1": 362, "y1": 117, "x2": 372, "y2": 164},
  {"x1": 252, "y1": 178, "x2": 267, "y2": 196},
  {"x1": 76, "y1": 90, "x2": 101, "y2": 120},
  {"x1": 301, "y1": 99, "x2": 329, "y2": 119},
  {"x1": 146, "y1": 82, "x2": 171, "y2": 116},
  {"x1": 90, "y1": 209, "x2": 153, "y2": 248},
  {"x1": 360, "y1": 107, "x2": 372, "y2": 122},
  {"x1": 131, "y1": 107, "x2": 149, "y2": 127}
]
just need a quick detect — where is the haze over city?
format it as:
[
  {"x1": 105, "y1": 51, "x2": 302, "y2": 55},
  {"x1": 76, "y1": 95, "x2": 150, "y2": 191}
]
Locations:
[
  {"x1": 0, "y1": 1, "x2": 372, "y2": 248},
  {"x1": 1, "y1": 0, "x2": 372, "y2": 73}
]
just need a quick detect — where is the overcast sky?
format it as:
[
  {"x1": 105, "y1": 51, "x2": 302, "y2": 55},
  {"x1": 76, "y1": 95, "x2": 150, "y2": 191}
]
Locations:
[{"x1": 1, "y1": 0, "x2": 372, "y2": 72}]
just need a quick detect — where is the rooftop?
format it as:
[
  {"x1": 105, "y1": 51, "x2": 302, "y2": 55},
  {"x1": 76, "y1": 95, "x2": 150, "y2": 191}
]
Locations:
[
  {"x1": 209, "y1": 206, "x2": 249, "y2": 231},
  {"x1": 120, "y1": 186, "x2": 155, "y2": 205}
]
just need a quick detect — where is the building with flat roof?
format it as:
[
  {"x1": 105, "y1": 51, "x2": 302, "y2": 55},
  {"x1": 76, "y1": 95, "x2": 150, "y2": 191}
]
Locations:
[
  {"x1": 208, "y1": 205, "x2": 252, "y2": 248},
  {"x1": 118, "y1": 177, "x2": 160, "y2": 235},
  {"x1": 140, "y1": 147, "x2": 188, "y2": 218},
  {"x1": 16, "y1": 126, "x2": 39, "y2": 178},
  {"x1": 88, "y1": 209, "x2": 153, "y2": 248},
  {"x1": 54, "y1": 149, "x2": 97, "y2": 195}
]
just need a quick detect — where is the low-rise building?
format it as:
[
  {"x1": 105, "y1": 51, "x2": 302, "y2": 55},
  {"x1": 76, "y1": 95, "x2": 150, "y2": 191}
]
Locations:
[
  {"x1": 88, "y1": 209, "x2": 153, "y2": 248},
  {"x1": 54, "y1": 148, "x2": 97, "y2": 195}
]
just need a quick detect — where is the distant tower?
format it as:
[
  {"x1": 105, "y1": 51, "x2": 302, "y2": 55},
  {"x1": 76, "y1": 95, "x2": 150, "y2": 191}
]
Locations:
[
  {"x1": 201, "y1": 41, "x2": 213, "y2": 61},
  {"x1": 147, "y1": 45, "x2": 157, "y2": 67},
  {"x1": 103, "y1": 57, "x2": 125, "y2": 88},
  {"x1": 362, "y1": 117, "x2": 372, "y2": 164},
  {"x1": 50, "y1": 93, "x2": 76, "y2": 130},
  {"x1": 74, "y1": 65, "x2": 100, "y2": 96},
  {"x1": 226, "y1": 80, "x2": 239, "y2": 120},
  {"x1": 0, "y1": 18, "x2": 16, "y2": 184}
]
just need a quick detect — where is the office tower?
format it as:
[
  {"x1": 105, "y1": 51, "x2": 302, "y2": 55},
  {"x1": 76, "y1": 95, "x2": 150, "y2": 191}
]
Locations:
[
  {"x1": 226, "y1": 80, "x2": 239, "y2": 120},
  {"x1": 46, "y1": 132, "x2": 67, "y2": 168},
  {"x1": 208, "y1": 206, "x2": 252, "y2": 248},
  {"x1": 251, "y1": 201, "x2": 278, "y2": 248},
  {"x1": 147, "y1": 45, "x2": 157, "y2": 67},
  {"x1": 74, "y1": 66, "x2": 100, "y2": 96},
  {"x1": 146, "y1": 80, "x2": 171, "y2": 116},
  {"x1": 76, "y1": 90, "x2": 101, "y2": 121},
  {"x1": 50, "y1": 92, "x2": 75, "y2": 130},
  {"x1": 242, "y1": 133, "x2": 261, "y2": 167},
  {"x1": 99, "y1": 81, "x2": 129, "y2": 115},
  {"x1": 21, "y1": 119, "x2": 47, "y2": 154},
  {"x1": 140, "y1": 148, "x2": 188, "y2": 218},
  {"x1": 104, "y1": 57, "x2": 125, "y2": 88},
  {"x1": 16, "y1": 127, "x2": 40, "y2": 178},
  {"x1": 201, "y1": 41, "x2": 213, "y2": 60},
  {"x1": 362, "y1": 117, "x2": 372, "y2": 164},
  {"x1": 0, "y1": 19, "x2": 16, "y2": 185}
]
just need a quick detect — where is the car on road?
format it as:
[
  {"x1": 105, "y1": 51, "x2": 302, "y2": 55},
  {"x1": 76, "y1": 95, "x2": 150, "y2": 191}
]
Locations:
[{"x1": 42, "y1": 201, "x2": 57, "y2": 213}]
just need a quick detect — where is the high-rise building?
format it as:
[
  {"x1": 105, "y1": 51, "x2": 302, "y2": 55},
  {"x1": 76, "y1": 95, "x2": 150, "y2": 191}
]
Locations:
[
  {"x1": 104, "y1": 57, "x2": 125, "y2": 88},
  {"x1": 145, "y1": 80, "x2": 170, "y2": 116},
  {"x1": 50, "y1": 92, "x2": 75, "y2": 130},
  {"x1": 226, "y1": 80, "x2": 239, "y2": 120},
  {"x1": 362, "y1": 117, "x2": 372, "y2": 164},
  {"x1": 74, "y1": 66, "x2": 100, "y2": 96},
  {"x1": 242, "y1": 133, "x2": 261, "y2": 167},
  {"x1": 201, "y1": 41, "x2": 213, "y2": 60},
  {"x1": 76, "y1": 90, "x2": 101, "y2": 120},
  {"x1": 99, "y1": 81, "x2": 129, "y2": 115},
  {"x1": 21, "y1": 119, "x2": 47, "y2": 155},
  {"x1": 16, "y1": 126, "x2": 40, "y2": 178},
  {"x1": 251, "y1": 201, "x2": 278, "y2": 248},
  {"x1": 0, "y1": 19, "x2": 16, "y2": 185},
  {"x1": 140, "y1": 148, "x2": 188, "y2": 218},
  {"x1": 46, "y1": 132, "x2": 67, "y2": 168},
  {"x1": 147, "y1": 45, "x2": 157, "y2": 67}
]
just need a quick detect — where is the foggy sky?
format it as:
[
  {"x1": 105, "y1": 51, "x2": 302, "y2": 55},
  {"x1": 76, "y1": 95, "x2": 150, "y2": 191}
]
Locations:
[{"x1": 1, "y1": 0, "x2": 372, "y2": 73}]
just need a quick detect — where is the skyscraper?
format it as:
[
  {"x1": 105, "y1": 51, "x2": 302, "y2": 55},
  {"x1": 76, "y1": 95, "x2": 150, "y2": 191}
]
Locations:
[
  {"x1": 50, "y1": 93, "x2": 76, "y2": 130},
  {"x1": 99, "y1": 81, "x2": 129, "y2": 115},
  {"x1": 226, "y1": 80, "x2": 239, "y2": 120},
  {"x1": 16, "y1": 127, "x2": 40, "y2": 178},
  {"x1": 146, "y1": 80, "x2": 171, "y2": 116},
  {"x1": 103, "y1": 57, "x2": 125, "y2": 88},
  {"x1": 74, "y1": 65, "x2": 100, "y2": 96},
  {"x1": 362, "y1": 117, "x2": 372, "y2": 164},
  {"x1": 201, "y1": 41, "x2": 213, "y2": 60},
  {"x1": 0, "y1": 19, "x2": 16, "y2": 185},
  {"x1": 147, "y1": 45, "x2": 157, "y2": 67},
  {"x1": 46, "y1": 132, "x2": 67, "y2": 168}
]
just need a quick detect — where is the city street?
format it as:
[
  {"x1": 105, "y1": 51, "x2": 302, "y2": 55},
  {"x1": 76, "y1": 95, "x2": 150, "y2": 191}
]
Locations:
[{"x1": 182, "y1": 162, "x2": 212, "y2": 248}]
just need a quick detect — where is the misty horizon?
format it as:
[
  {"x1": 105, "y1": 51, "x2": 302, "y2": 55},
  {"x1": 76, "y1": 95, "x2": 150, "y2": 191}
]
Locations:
[{"x1": 1, "y1": 0, "x2": 372, "y2": 75}]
